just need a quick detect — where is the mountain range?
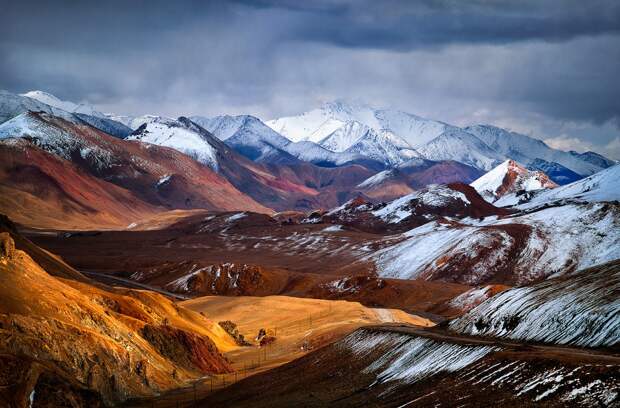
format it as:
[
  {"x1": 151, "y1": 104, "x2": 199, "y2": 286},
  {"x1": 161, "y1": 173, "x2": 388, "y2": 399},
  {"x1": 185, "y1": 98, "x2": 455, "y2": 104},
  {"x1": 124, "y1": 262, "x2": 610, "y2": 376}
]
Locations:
[
  {"x1": 0, "y1": 89, "x2": 614, "y2": 228},
  {"x1": 15, "y1": 90, "x2": 615, "y2": 180}
]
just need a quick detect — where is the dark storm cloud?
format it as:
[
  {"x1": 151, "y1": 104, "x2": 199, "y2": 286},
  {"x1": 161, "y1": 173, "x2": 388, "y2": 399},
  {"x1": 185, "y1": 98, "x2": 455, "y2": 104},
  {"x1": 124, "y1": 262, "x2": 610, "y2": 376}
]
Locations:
[
  {"x1": 239, "y1": 0, "x2": 620, "y2": 49},
  {"x1": 0, "y1": 0, "x2": 619, "y2": 157}
]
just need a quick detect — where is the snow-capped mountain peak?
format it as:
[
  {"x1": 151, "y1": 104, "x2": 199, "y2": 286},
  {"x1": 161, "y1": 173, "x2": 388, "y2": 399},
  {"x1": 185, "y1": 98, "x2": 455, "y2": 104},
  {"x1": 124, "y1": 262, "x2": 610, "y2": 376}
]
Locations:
[
  {"x1": 266, "y1": 101, "x2": 441, "y2": 167},
  {"x1": 371, "y1": 184, "x2": 471, "y2": 224},
  {"x1": 191, "y1": 114, "x2": 289, "y2": 147},
  {"x1": 21, "y1": 90, "x2": 105, "y2": 118},
  {"x1": 188, "y1": 114, "x2": 293, "y2": 163},
  {"x1": 342, "y1": 126, "x2": 422, "y2": 167},
  {"x1": 127, "y1": 117, "x2": 219, "y2": 171},
  {"x1": 266, "y1": 100, "x2": 449, "y2": 149},
  {"x1": 471, "y1": 159, "x2": 557, "y2": 204}
]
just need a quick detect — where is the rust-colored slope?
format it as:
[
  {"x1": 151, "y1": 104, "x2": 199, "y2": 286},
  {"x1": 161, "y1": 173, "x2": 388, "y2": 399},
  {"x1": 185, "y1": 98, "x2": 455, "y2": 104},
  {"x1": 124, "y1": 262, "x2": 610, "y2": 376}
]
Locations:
[
  {"x1": 495, "y1": 160, "x2": 558, "y2": 198},
  {"x1": 29, "y1": 212, "x2": 470, "y2": 317},
  {"x1": 0, "y1": 139, "x2": 160, "y2": 229},
  {"x1": 0, "y1": 213, "x2": 87, "y2": 281},
  {"x1": 0, "y1": 112, "x2": 272, "y2": 229},
  {"x1": 0, "y1": 229, "x2": 234, "y2": 406},
  {"x1": 355, "y1": 160, "x2": 484, "y2": 203}
]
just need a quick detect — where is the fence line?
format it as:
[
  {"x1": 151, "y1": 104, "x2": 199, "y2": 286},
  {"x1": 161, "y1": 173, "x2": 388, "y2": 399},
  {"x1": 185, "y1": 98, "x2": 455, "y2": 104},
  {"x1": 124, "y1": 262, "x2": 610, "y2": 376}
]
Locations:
[{"x1": 130, "y1": 305, "x2": 338, "y2": 406}]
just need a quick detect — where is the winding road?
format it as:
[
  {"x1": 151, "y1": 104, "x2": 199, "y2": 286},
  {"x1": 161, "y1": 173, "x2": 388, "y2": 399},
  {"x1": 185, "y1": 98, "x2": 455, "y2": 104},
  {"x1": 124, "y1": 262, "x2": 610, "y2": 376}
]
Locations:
[{"x1": 80, "y1": 270, "x2": 190, "y2": 300}]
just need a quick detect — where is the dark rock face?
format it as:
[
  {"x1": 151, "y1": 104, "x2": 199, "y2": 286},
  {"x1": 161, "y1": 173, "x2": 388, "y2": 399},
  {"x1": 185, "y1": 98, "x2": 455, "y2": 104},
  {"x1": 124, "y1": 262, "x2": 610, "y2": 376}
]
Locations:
[
  {"x1": 139, "y1": 324, "x2": 232, "y2": 374},
  {"x1": 0, "y1": 232, "x2": 15, "y2": 260},
  {"x1": 219, "y1": 321, "x2": 251, "y2": 346}
]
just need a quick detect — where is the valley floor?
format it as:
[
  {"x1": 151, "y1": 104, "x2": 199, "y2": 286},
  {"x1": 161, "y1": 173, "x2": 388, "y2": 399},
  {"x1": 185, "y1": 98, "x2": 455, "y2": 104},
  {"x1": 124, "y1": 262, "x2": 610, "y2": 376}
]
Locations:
[{"x1": 123, "y1": 295, "x2": 431, "y2": 407}]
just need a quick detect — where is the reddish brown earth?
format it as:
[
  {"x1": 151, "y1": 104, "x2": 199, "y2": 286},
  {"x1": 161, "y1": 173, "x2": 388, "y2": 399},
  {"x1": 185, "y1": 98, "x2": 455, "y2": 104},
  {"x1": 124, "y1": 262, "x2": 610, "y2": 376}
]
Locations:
[
  {"x1": 321, "y1": 183, "x2": 512, "y2": 234},
  {"x1": 495, "y1": 160, "x2": 558, "y2": 198},
  {"x1": 0, "y1": 112, "x2": 272, "y2": 229},
  {"x1": 0, "y1": 218, "x2": 238, "y2": 406},
  {"x1": 253, "y1": 160, "x2": 375, "y2": 211},
  {"x1": 24, "y1": 191, "x2": 556, "y2": 299},
  {"x1": 432, "y1": 283, "x2": 511, "y2": 317},
  {"x1": 0, "y1": 139, "x2": 160, "y2": 229},
  {"x1": 27, "y1": 211, "x2": 470, "y2": 318},
  {"x1": 356, "y1": 160, "x2": 484, "y2": 202}
]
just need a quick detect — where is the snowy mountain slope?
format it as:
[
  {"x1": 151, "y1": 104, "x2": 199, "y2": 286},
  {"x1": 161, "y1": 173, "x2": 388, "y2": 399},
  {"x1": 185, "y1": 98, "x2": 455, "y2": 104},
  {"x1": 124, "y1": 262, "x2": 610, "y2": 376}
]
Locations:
[
  {"x1": 106, "y1": 114, "x2": 168, "y2": 130},
  {"x1": 340, "y1": 329, "x2": 618, "y2": 406},
  {"x1": 465, "y1": 124, "x2": 607, "y2": 176},
  {"x1": 514, "y1": 164, "x2": 620, "y2": 209},
  {"x1": 352, "y1": 160, "x2": 484, "y2": 203},
  {"x1": 446, "y1": 285, "x2": 509, "y2": 314},
  {"x1": 321, "y1": 183, "x2": 505, "y2": 234},
  {"x1": 189, "y1": 115, "x2": 294, "y2": 163},
  {"x1": 0, "y1": 111, "x2": 113, "y2": 165},
  {"x1": 356, "y1": 169, "x2": 397, "y2": 189},
  {"x1": 0, "y1": 90, "x2": 74, "y2": 124},
  {"x1": 72, "y1": 113, "x2": 133, "y2": 139},
  {"x1": 449, "y1": 259, "x2": 620, "y2": 348},
  {"x1": 266, "y1": 100, "x2": 450, "y2": 149},
  {"x1": 266, "y1": 100, "x2": 448, "y2": 167},
  {"x1": 527, "y1": 158, "x2": 583, "y2": 185},
  {"x1": 266, "y1": 104, "x2": 345, "y2": 143},
  {"x1": 123, "y1": 116, "x2": 372, "y2": 212},
  {"x1": 21, "y1": 90, "x2": 105, "y2": 118},
  {"x1": 318, "y1": 120, "x2": 375, "y2": 152},
  {"x1": 190, "y1": 115, "x2": 290, "y2": 148},
  {"x1": 212, "y1": 323, "x2": 620, "y2": 406},
  {"x1": 127, "y1": 117, "x2": 219, "y2": 171},
  {"x1": 1, "y1": 90, "x2": 131, "y2": 138},
  {"x1": 189, "y1": 115, "x2": 242, "y2": 140},
  {"x1": 282, "y1": 140, "x2": 363, "y2": 167},
  {"x1": 341, "y1": 127, "x2": 422, "y2": 167},
  {"x1": 373, "y1": 109, "x2": 452, "y2": 148},
  {"x1": 269, "y1": 102, "x2": 614, "y2": 176},
  {"x1": 417, "y1": 128, "x2": 505, "y2": 171},
  {"x1": 569, "y1": 150, "x2": 617, "y2": 169},
  {"x1": 372, "y1": 200, "x2": 620, "y2": 285},
  {"x1": 371, "y1": 184, "x2": 471, "y2": 224},
  {"x1": 471, "y1": 160, "x2": 557, "y2": 204}
]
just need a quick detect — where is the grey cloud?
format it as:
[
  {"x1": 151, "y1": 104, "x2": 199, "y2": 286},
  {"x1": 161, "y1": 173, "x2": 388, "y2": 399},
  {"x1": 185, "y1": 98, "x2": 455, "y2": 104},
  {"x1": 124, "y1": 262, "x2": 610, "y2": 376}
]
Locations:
[
  {"x1": 0, "y1": 0, "x2": 619, "y2": 158},
  {"x1": 238, "y1": 0, "x2": 620, "y2": 49}
]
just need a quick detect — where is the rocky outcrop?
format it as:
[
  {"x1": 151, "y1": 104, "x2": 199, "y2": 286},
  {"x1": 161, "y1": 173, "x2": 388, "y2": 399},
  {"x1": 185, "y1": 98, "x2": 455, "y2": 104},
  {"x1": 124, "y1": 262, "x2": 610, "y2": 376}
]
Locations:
[
  {"x1": 219, "y1": 321, "x2": 251, "y2": 346},
  {"x1": 0, "y1": 224, "x2": 234, "y2": 406},
  {"x1": 0, "y1": 232, "x2": 15, "y2": 260},
  {"x1": 140, "y1": 324, "x2": 232, "y2": 373}
]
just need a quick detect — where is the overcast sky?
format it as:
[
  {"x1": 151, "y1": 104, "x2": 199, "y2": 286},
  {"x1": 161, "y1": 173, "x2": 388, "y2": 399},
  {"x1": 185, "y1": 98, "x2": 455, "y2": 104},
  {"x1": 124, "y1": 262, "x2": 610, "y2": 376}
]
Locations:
[{"x1": 1, "y1": 0, "x2": 619, "y2": 158}]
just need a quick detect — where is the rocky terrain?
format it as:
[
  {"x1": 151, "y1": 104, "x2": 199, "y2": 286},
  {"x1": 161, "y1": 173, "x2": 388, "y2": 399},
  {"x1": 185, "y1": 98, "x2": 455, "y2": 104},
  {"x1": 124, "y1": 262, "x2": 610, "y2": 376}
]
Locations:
[
  {"x1": 449, "y1": 260, "x2": 620, "y2": 347},
  {"x1": 0, "y1": 217, "x2": 235, "y2": 406}
]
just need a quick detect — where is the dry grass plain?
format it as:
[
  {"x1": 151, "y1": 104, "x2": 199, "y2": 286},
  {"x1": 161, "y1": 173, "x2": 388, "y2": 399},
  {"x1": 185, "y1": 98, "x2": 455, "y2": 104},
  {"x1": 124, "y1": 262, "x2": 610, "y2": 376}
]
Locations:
[{"x1": 182, "y1": 295, "x2": 433, "y2": 374}]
